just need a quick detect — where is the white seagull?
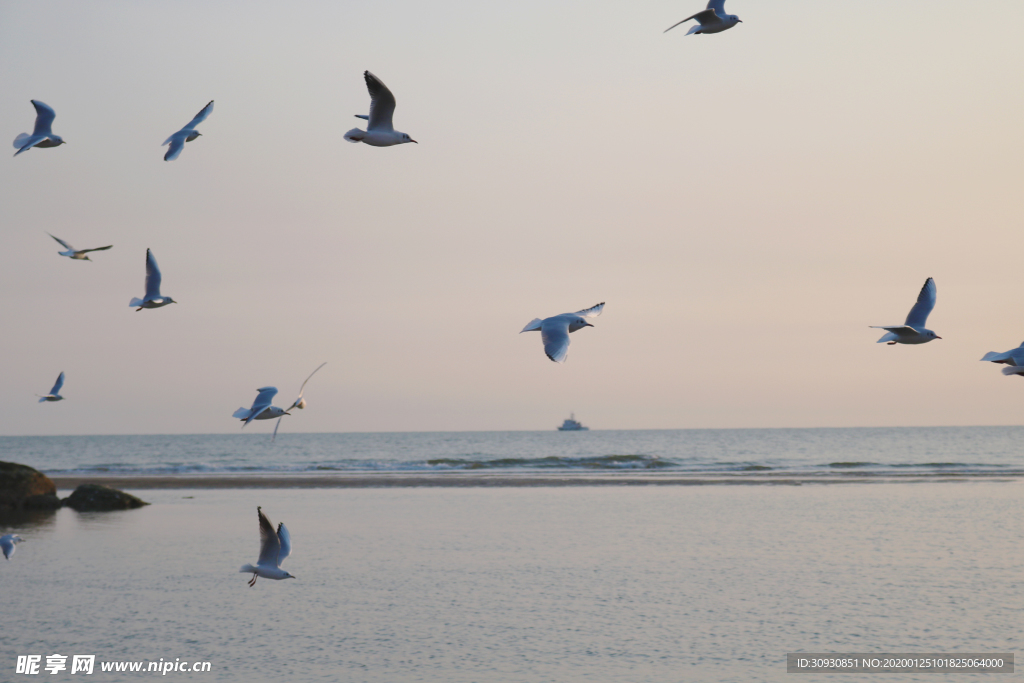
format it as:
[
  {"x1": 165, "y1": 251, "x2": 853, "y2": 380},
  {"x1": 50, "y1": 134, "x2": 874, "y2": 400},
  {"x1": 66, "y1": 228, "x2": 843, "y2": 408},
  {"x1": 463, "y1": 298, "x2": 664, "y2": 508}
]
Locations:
[
  {"x1": 665, "y1": 0, "x2": 742, "y2": 35},
  {"x1": 162, "y1": 100, "x2": 214, "y2": 161},
  {"x1": 37, "y1": 372, "x2": 65, "y2": 403},
  {"x1": 47, "y1": 233, "x2": 112, "y2": 261},
  {"x1": 13, "y1": 100, "x2": 66, "y2": 156},
  {"x1": 233, "y1": 387, "x2": 290, "y2": 427},
  {"x1": 0, "y1": 534, "x2": 24, "y2": 560},
  {"x1": 871, "y1": 278, "x2": 941, "y2": 345},
  {"x1": 981, "y1": 342, "x2": 1024, "y2": 367},
  {"x1": 129, "y1": 249, "x2": 176, "y2": 311},
  {"x1": 344, "y1": 71, "x2": 417, "y2": 147},
  {"x1": 273, "y1": 362, "x2": 327, "y2": 441},
  {"x1": 521, "y1": 303, "x2": 605, "y2": 363},
  {"x1": 239, "y1": 506, "x2": 294, "y2": 587}
]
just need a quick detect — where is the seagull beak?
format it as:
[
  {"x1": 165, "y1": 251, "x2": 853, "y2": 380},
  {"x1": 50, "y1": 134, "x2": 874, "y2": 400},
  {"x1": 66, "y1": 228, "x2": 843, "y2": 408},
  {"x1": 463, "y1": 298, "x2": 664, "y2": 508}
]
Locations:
[
  {"x1": 410, "y1": 139, "x2": 418, "y2": 144},
  {"x1": 936, "y1": 336, "x2": 942, "y2": 339},
  {"x1": 585, "y1": 322, "x2": 594, "y2": 328}
]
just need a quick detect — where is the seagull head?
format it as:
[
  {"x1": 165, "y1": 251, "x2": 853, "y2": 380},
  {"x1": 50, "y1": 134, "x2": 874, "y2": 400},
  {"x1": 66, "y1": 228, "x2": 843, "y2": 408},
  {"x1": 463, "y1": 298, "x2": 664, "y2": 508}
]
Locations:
[
  {"x1": 568, "y1": 317, "x2": 594, "y2": 333},
  {"x1": 284, "y1": 572, "x2": 296, "y2": 579},
  {"x1": 400, "y1": 132, "x2": 417, "y2": 144},
  {"x1": 166, "y1": 298, "x2": 177, "y2": 305}
]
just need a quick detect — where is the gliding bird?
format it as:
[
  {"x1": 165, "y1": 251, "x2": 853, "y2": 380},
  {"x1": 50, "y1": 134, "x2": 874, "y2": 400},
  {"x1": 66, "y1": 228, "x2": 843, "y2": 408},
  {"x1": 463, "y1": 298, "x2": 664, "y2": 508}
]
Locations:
[
  {"x1": 47, "y1": 233, "x2": 112, "y2": 261},
  {"x1": 37, "y1": 372, "x2": 65, "y2": 403},
  {"x1": 233, "y1": 387, "x2": 290, "y2": 427},
  {"x1": 871, "y1": 277, "x2": 941, "y2": 345},
  {"x1": 0, "y1": 535, "x2": 24, "y2": 560},
  {"x1": 273, "y1": 363, "x2": 327, "y2": 441},
  {"x1": 344, "y1": 71, "x2": 417, "y2": 147},
  {"x1": 239, "y1": 507, "x2": 294, "y2": 587},
  {"x1": 129, "y1": 249, "x2": 176, "y2": 311},
  {"x1": 521, "y1": 303, "x2": 605, "y2": 363},
  {"x1": 13, "y1": 100, "x2": 65, "y2": 156},
  {"x1": 664, "y1": 0, "x2": 742, "y2": 35},
  {"x1": 162, "y1": 100, "x2": 214, "y2": 161}
]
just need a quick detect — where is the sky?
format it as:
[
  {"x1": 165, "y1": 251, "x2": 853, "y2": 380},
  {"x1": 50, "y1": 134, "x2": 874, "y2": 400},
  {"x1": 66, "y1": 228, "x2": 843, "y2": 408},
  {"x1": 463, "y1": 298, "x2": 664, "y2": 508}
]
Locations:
[{"x1": 1, "y1": 0, "x2": 1023, "y2": 435}]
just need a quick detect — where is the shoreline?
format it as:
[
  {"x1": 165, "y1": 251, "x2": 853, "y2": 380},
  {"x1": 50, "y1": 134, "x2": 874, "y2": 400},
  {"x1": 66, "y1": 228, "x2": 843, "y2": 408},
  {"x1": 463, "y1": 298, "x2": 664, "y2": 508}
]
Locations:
[{"x1": 47, "y1": 472, "x2": 1024, "y2": 489}]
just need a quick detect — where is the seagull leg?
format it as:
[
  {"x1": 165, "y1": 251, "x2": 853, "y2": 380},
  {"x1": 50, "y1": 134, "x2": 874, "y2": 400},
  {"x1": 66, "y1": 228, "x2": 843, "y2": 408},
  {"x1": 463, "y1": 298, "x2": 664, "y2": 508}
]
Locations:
[
  {"x1": 248, "y1": 573, "x2": 258, "y2": 587},
  {"x1": 887, "y1": 341, "x2": 897, "y2": 345}
]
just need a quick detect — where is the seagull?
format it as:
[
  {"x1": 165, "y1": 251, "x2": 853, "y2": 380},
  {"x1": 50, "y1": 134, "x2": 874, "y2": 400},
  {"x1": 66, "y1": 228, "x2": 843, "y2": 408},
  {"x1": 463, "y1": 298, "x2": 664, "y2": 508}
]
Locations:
[
  {"x1": 871, "y1": 278, "x2": 941, "y2": 345},
  {"x1": 162, "y1": 100, "x2": 214, "y2": 161},
  {"x1": 273, "y1": 363, "x2": 327, "y2": 441},
  {"x1": 47, "y1": 233, "x2": 112, "y2": 261},
  {"x1": 344, "y1": 71, "x2": 417, "y2": 147},
  {"x1": 129, "y1": 249, "x2": 176, "y2": 311},
  {"x1": 0, "y1": 534, "x2": 24, "y2": 560},
  {"x1": 239, "y1": 507, "x2": 294, "y2": 587},
  {"x1": 37, "y1": 372, "x2": 65, "y2": 403},
  {"x1": 13, "y1": 100, "x2": 65, "y2": 156},
  {"x1": 664, "y1": 0, "x2": 742, "y2": 35},
  {"x1": 232, "y1": 387, "x2": 290, "y2": 427},
  {"x1": 521, "y1": 303, "x2": 605, "y2": 363},
  {"x1": 981, "y1": 342, "x2": 1024, "y2": 367}
]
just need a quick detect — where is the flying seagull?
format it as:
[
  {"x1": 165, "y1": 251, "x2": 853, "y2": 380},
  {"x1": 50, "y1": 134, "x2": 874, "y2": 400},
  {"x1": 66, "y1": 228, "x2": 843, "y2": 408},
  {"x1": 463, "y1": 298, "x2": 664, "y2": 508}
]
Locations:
[
  {"x1": 665, "y1": 0, "x2": 742, "y2": 35},
  {"x1": 13, "y1": 100, "x2": 65, "y2": 156},
  {"x1": 344, "y1": 71, "x2": 417, "y2": 146},
  {"x1": 37, "y1": 372, "x2": 65, "y2": 403},
  {"x1": 0, "y1": 535, "x2": 24, "y2": 560},
  {"x1": 129, "y1": 249, "x2": 176, "y2": 311},
  {"x1": 871, "y1": 278, "x2": 941, "y2": 345},
  {"x1": 521, "y1": 303, "x2": 605, "y2": 363},
  {"x1": 981, "y1": 343, "x2": 1024, "y2": 367},
  {"x1": 162, "y1": 100, "x2": 214, "y2": 161},
  {"x1": 273, "y1": 362, "x2": 327, "y2": 441},
  {"x1": 239, "y1": 507, "x2": 294, "y2": 587},
  {"x1": 233, "y1": 387, "x2": 290, "y2": 427},
  {"x1": 47, "y1": 233, "x2": 112, "y2": 261}
]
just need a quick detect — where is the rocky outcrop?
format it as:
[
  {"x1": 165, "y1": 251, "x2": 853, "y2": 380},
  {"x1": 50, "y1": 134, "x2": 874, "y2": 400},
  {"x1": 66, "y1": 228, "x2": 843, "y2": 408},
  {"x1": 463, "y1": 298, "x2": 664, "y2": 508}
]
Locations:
[
  {"x1": 0, "y1": 461, "x2": 60, "y2": 511},
  {"x1": 62, "y1": 484, "x2": 149, "y2": 512}
]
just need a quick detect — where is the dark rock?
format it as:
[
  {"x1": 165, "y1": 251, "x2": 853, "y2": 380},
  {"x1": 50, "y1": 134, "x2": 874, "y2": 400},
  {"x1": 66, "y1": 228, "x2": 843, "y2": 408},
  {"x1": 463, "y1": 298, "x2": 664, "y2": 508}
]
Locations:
[
  {"x1": 22, "y1": 494, "x2": 63, "y2": 510},
  {"x1": 0, "y1": 461, "x2": 57, "y2": 511},
  {"x1": 62, "y1": 484, "x2": 150, "y2": 512}
]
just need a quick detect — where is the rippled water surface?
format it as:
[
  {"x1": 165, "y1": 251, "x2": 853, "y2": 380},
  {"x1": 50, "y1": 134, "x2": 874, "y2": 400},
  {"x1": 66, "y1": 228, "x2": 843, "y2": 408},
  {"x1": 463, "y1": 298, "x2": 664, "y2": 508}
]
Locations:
[{"x1": 1, "y1": 484, "x2": 1021, "y2": 682}]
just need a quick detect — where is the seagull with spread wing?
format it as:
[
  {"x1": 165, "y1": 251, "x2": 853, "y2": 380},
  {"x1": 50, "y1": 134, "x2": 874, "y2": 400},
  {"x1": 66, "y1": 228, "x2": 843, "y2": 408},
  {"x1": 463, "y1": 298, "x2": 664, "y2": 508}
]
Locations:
[
  {"x1": 162, "y1": 100, "x2": 214, "y2": 161},
  {"x1": 521, "y1": 303, "x2": 605, "y2": 363},
  {"x1": 1, "y1": 535, "x2": 24, "y2": 560},
  {"x1": 344, "y1": 71, "x2": 417, "y2": 147},
  {"x1": 233, "y1": 387, "x2": 290, "y2": 427},
  {"x1": 129, "y1": 249, "x2": 176, "y2": 311},
  {"x1": 37, "y1": 372, "x2": 65, "y2": 403},
  {"x1": 871, "y1": 278, "x2": 941, "y2": 345},
  {"x1": 239, "y1": 507, "x2": 294, "y2": 587},
  {"x1": 47, "y1": 233, "x2": 112, "y2": 261},
  {"x1": 13, "y1": 100, "x2": 66, "y2": 156},
  {"x1": 665, "y1": 0, "x2": 742, "y2": 35},
  {"x1": 273, "y1": 363, "x2": 327, "y2": 441}
]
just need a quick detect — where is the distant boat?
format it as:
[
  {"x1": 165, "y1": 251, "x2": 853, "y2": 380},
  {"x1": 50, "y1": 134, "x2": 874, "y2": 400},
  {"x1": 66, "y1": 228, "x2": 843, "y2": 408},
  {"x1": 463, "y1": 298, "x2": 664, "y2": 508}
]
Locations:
[{"x1": 557, "y1": 413, "x2": 589, "y2": 431}]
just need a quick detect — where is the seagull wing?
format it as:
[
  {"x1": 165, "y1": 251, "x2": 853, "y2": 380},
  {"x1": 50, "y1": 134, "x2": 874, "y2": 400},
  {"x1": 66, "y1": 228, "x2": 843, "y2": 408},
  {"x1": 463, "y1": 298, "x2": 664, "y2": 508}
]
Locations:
[
  {"x1": 288, "y1": 362, "x2": 327, "y2": 410},
  {"x1": 163, "y1": 135, "x2": 186, "y2": 161},
  {"x1": 255, "y1": 507, "x2": 282, "y2": 567},
  {"x1": 904, "y1": 277, "x2": 936, "y2": 329},
  {"x1": 272, "y1": 416, "x2": 283, "y2": 440},
  {"x1": 575, "y1": 302, "x2": 605, "y2": 318},
  {"x1": 47, "y1": 233, "x2": 73, "y2": 251},
  {"x1": 78, "y1": 245, "x2": 113, "y2": 254},
  {"x1": 31, "y1": 100, "x2": 56, "y2": 136},
  {"x1": 244, "y1": 387, "x2": 278, "y2": 426},
  {"x1": 706, "y1": 0, "x2": 727, "y2": 15},
  {"x1": 182, "y1": 100, "x2": 214, "y2": 131},
  {"x1": 364, "y1": 71, "x2": 397, "y2": 132},
  {"x1": 0, "y1": 535, "x2": 15, "y2": 560},
  {"x1": 276, "y1": 523, "x2": 291, "y2": 564},
  {"x1": 541, "y1": 317, "x2": 572, "y2": 363},
  {"x1": 144, "y1": 249, "x2": 163, "y2": 300},
  {"x1": 870, "y1": 325, "x2": 917, "y2": 335},
  {"x1": 50, "y1": 372, "x2": 65, "y2": 395},
  {"x1": 664, "y1": 8, "x2": 718, "y2": 32}
]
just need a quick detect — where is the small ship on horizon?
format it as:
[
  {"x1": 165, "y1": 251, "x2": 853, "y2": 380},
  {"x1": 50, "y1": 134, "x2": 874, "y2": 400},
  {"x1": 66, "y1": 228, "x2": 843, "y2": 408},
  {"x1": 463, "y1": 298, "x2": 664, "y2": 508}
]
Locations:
[{"x1": 557, "y1": 413, "x2": 589, "y2": 431}]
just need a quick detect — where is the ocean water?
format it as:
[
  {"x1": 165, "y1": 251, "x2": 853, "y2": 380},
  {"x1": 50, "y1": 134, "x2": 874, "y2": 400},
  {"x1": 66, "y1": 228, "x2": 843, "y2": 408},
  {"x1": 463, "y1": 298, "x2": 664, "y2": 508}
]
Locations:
[
  {"x1": 1, "y1": 485, "x2": 1021, "y2": 682},
  {"x1": 2, "y1": 426, "x2": 1024, "y2": 480}
]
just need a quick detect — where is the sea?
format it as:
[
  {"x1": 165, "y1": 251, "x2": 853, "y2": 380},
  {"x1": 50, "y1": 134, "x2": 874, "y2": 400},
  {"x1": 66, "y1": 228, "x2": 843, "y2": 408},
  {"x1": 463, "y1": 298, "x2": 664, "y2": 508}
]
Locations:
[{"x1": 1, "y1": 427, "x2": 1021, "y2": 682}]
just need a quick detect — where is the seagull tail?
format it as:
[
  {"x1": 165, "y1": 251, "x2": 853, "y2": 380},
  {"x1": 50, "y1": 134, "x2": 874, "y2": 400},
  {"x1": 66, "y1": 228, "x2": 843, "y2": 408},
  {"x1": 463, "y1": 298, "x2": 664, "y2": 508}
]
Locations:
[
  {"x1": 12, "y1": 133, "x2": 30, "y2": 150},
  {"x1": 520, "y1": 318, "x2": 544, "y2": 333},
  {"x1": 239, "y1": 564, "x2": 258, "y2": 574},
  {"x1": 1001, "y1": 366, "x2": 1024, "y2": 377},
  {"x1": 232, "y1": 407, "x2": 252, "y2": 420},
  {"x1": 343, "y1": 128, "x2": 366, "y2": 143},
  {"x1": 129, "y1": 297, "x2": 145, "y2": 308},
  {"x1": 875, "y1": 332, "x2": 897, "y2": 344},
  {"x1": 38, "y1": 396, "x2": 47, "y2": 403}
]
